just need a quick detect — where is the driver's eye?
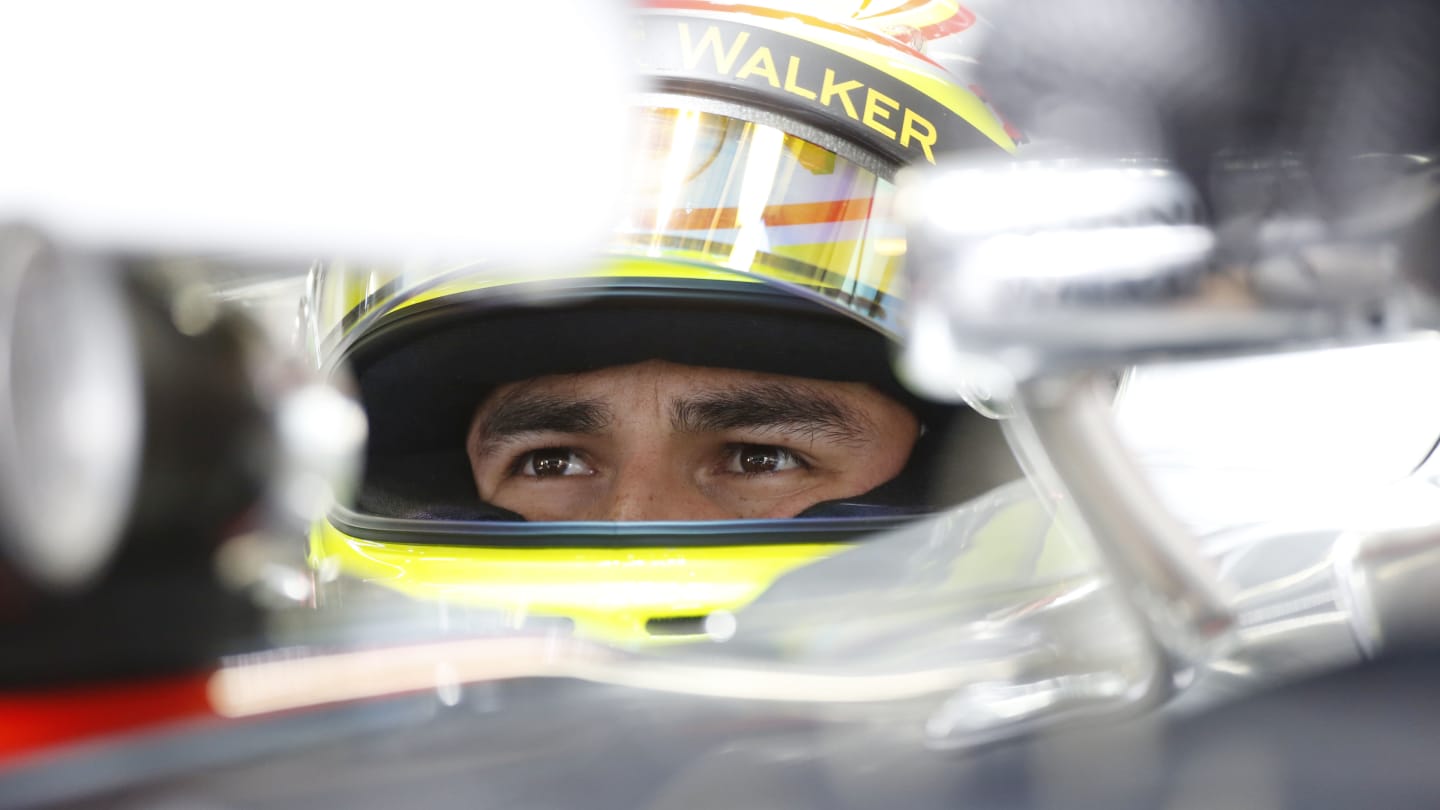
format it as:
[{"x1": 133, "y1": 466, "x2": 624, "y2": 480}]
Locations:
[
  {"x1": 728, "y1": 444, "x2": 804, "y2": 475},
  {"x1": 517, "y1": 447, "x2": 593, "y2": 478}
]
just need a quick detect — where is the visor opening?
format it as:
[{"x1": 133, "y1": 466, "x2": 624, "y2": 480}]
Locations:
[{"x1": 644, "y1": 615, "x2": 712, "y2": 637}]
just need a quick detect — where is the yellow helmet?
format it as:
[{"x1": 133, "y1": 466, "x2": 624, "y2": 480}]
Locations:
[{"x1": 305, "y1": 0, "x2": 1023, "y2": 644}]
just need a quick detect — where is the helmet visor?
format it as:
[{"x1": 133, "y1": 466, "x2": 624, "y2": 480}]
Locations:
[
  {"x1": 618, "y1": 103, "x2": 905, "y2": 337},
  {"x1": 307, "y1": 102, "x2": 907, "y2": 367}
]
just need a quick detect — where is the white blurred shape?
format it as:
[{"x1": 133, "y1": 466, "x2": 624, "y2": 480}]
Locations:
[
  {"x1": 703, "y1": 610, "x2": 736, "y2": 642},
  {"x1": 277, "y1": 383, "x2": 368, "y2": 472},
  {"x1": 1, "y1": 238, "x2": 141, "y2": 588},
  {"x1": 0, "y1": 1, "x2": 635, "y2": 263},
  {"x1": 435, "y1": 662, "x2": 462, "y2": 707},
  {"x1": 965, "y1": 225, "x2": 1213, "y2": 286},
  {"x1": 276, "y1": 382, "x2": 368, "y2": 519},
  {"x1": 1115, "y1": 337, "x2": 1440, "y2": 537},
  {"x1": 914, "y1": 164, "x2": 1195, "y2": 236}
]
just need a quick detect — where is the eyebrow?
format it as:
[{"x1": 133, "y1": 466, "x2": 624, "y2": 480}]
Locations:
[
  {"x1": 472, "y1": 392, "x2": 613, "y2": 455},
  {"x1": 669, "y1": 383, "x2": 872, "y2": 447}
]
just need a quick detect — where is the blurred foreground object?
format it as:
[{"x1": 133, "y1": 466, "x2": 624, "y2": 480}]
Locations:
[
  {"x1": 897, "y1": 0, "x2": 1440, "y2": 698},
  {"x1": 899, "y1": 155, "x2": 1439, "y2": 388},
  {"x1": 0, "y1": 225, "x2": 364, "y2": 685},
  {"x1": 0, "y1": 227, "x2": 142, "y2": 591},
  {"x1": 899, "y1": 0, "x2": 1440, "y2": 387},
  {"x1": 0, "y1": 1, "x2": 634, "y2": 265},
  {"x1": 974, "y1": 0, "x2": 1440, "y2": 194}
]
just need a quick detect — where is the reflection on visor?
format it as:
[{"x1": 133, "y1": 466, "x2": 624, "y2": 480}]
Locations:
[
  {"x1": 308, "y1": 106, "x2": 910, "y2": 359},
  {"x1": 619, "y1": 107, "x2": 906, "y2": 334}
]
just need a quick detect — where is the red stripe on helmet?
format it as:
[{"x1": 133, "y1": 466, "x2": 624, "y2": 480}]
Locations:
[
  {"x1": 853, "y1": 1, "x2": 976, "y2": 40},
  {"x1": 641, "y1": 0, "x2": 946, "y2": 68},
  {"x1": 653, "y1": 196, "x2": 876, "y2": 231},
  {"x1": 917, "y1": 5, "x2": 976, "y2": 39}
]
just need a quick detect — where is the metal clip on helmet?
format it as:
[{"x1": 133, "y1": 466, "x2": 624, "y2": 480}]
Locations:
[{"x1": 305, "y1": 0, "x2": 1021, "y2": 643}]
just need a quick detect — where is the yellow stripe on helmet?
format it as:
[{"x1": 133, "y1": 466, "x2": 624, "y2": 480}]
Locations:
[{"x1": 311, "y1": 520, "x2": 847, "y2": 644}]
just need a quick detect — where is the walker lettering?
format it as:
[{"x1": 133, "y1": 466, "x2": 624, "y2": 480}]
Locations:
[{"x1": 676, "y1": 22, "x2": 940, "y2": 163}]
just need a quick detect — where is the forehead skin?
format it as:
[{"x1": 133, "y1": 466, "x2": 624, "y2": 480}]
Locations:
[{"x1": 466, "y1": 360, "x2": 920, "y2": 521}]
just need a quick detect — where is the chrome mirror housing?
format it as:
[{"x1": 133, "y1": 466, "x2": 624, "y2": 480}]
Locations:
[
  {"x1": 896, "y1": 156, "x2": 1440, "y2": 406},
  {"x1": 893, "y1": 148, "x2": 1440, "y2": 704}
]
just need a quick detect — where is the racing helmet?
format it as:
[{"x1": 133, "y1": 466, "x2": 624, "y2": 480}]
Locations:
[{"x1": 304, "y1": 0, "x2": 1023, "y2": 643}]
